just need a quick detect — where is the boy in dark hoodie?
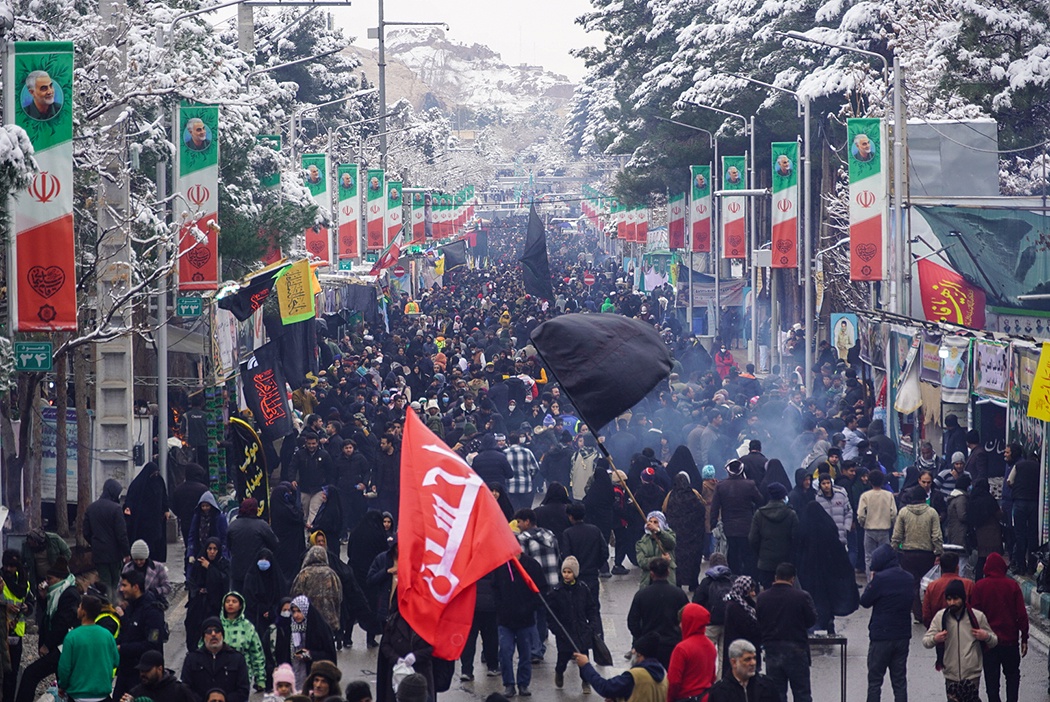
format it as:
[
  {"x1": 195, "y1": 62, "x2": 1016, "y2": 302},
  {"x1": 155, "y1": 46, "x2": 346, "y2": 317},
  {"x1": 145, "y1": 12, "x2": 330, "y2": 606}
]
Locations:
[
  {"x1": 573, "y1": 630, "x2": 667, "y2": 700},
  {"x1": 971, "y1": 552, "x2": 1029, "y2": 702},
  {"x1": 860, "y1": 543, "x2": 915, "y2": 702},
  {"x1": 692, "y1": 553, "x2": 734, "y2": 677},
  {"x1": 548, "y1": 556, "x2": 598, "y2": 693}
]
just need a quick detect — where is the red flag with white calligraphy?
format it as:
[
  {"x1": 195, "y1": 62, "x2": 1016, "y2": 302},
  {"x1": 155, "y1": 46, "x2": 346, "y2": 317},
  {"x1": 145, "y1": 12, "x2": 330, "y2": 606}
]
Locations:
[
  {"x1": 397, "y1": 407, "x2": 522, "y2": 659},
  {"x1": 917, "y1": 259, "x2": 986, "y2": 328}
]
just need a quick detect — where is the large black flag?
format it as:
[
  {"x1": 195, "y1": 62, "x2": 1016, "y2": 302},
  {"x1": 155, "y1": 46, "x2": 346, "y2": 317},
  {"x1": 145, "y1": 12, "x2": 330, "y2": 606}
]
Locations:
[
  {"x1": 240, "y1": 340, "x2": 294, "y2": 443},
  {"x1": 440, "y1": 239, "x2": 468, "y2": 271},
  {"x1": 229, "y1": 417, "x2": 270, "y2": 520},
  {"x1": 217, "y1": 269, "x2": 279, "y2": 321},
  {"x1": 519, "y1": 203, "x2": 554, "y2": 300},
  {"x1": 530, "y1": 314, "x2": 672, "y2": 432}
]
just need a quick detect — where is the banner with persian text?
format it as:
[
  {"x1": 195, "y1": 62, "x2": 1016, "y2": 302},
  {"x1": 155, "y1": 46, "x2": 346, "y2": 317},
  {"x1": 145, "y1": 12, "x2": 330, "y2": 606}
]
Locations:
[{"x1": 176, "y1": 102, "x2": 220, "y2": 290}]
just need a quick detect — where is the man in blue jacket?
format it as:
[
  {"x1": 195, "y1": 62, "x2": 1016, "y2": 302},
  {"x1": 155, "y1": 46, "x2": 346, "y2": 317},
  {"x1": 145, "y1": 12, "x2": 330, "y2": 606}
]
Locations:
[{"x1": 860, "y1": 544, "x2": 914, "y2": 702}]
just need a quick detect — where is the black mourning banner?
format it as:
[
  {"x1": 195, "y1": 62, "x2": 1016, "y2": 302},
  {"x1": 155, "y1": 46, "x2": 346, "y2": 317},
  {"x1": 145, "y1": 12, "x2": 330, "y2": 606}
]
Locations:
[
  {"x1": 229, "y1": 417, "x2": 270, "y2": 521},
  {"x1": 240, "y1": 340, "x2": 293, "y2": 443},
  {"x1": 519, "y1": 203, "x2": 554, "y2": 300},
  {"x1": 217, "y1": 269, "x2": 279, "y2": 321}
]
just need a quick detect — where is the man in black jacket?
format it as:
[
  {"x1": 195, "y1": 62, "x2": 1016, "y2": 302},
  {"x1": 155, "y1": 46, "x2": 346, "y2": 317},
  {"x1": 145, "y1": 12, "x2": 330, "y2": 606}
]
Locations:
[
  {"x1": 494, "y1": 552, "x2": 547, "y2": 697},
  {"x1": 1007, "y1": 443, "x2": 1040, "y2": 575},
  {"x1": 755, "y1": 563, "x2": 817, "y2": 702},
  {"x1": 335, "y1": 438, "x2": 371, "y2": 540},
  {"x1": 708, "y1": 639, "x2": 778, "y2": 702},
  {"x1": 472, "y1": 433, "x2": 514, "y2": 487},
  {"x1": 740, "y1": 440, "x2": 767, "y2": 484},
  {"x1": 283, "y1": 431, "x2": 335, "y2": 528},
  {"x1": 84, "y1": 478, "x2": 130, "y2": 600},
  {"x1": 114, "y1": 569, "x2": 168, "y2": 699},
  {"x1": 627, "y1": 558, "x2": 689, "y2": 669},
  {"x1": 181, "y1": 616, "x2": 252, "y2": 702},
  {"x1": 710, "y1": 460, "x2": 763, "y2": 576},
  {"x1": 374, "y1": 433, "x2": 402, "y2": 520},
  {"x1": 123, "y1": 650, "x2": 196, "y2": 702},
  {"x1": 560, "y1": 502, "x2": 608, "y2": 636},
  {"x1": 860, "y1": 544, "x2": 914, "y2": 702},
  {"x1": 226, "y1": 498, "x2": 279, "y2": 593},
  {"x1": 13, "y1": 558, "x2": 79, "y2": 702}
]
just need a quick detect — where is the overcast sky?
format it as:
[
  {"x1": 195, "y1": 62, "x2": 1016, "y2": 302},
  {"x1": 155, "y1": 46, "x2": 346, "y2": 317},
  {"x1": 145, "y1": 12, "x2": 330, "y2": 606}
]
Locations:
[{"x1": 330, "y1": 0, "x2": 598, "y2": 82}]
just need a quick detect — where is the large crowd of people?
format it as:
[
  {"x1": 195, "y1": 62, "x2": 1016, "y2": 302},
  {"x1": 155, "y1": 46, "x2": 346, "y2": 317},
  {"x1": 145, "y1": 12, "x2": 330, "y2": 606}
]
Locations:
[{"x1": 0, "y1": 214, "x2": 1041, "y2": 702}]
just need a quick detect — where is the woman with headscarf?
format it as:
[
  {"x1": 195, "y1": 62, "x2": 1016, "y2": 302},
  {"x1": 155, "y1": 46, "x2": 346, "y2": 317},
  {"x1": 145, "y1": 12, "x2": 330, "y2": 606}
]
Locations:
[
  {"x1": 721, "y1": 575, "x2": 761, "y2": 675},
  {"x1": 290, "y1": 546, "x2": 343, "y2": 634},
  {"x1": 533, "y1": 482, "x2": 572, "y2": 536},
  {"x1": 187, "y1": 491, "x2": 229, "y2": 568},
  {"x1": 797, "y1": 501, "x2": 858, "y2": 635},
  {"x1": 488, "y1": 483, "x2": 515, "y2": 522},
  {"x1": 701, "y1": 464, "x2": 718, "y2": 558},
  {"x1": 270, "y1": 482, "x2": 306, "y2": 589},
  {"x1": 348, "y1": 511, "x2": 390, "y2": 648},
  {"x1": 244, "y1": 547, "x2": 283, "y2": 684},
  {"x1": 184, "y1": 537, "x2": 229, "y2": 652},
  {"x1": 582, "y1": 459, "x2": 615, "y2": 572},
  {"x1": 274, "y1": 596, "x2": 336, "y2": 690},
  {"x1": 967, "y1": 478, "x2": 1002, "y2": 580},
  {"x1": 123, "y1": 462, "x2": 170, "y2": 563},
  {"x1": 636, "y1": 510, "x2": 677, "y2": 588},
  {"x1": 802, "y1": 439, "x2": 831, "y2": 476},
  {"x1": 758, "y1": 459, "x2": 792, "y2": 504},
  {"x1": 661, "y1": 472, "x2": 706, "y2": 592}
]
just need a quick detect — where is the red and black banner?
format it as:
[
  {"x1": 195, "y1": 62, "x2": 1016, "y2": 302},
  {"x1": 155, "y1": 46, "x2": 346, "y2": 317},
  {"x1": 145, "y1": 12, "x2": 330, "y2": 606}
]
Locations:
[
  {"x1": 229, "y1": 417, "x2": 270, "y2": 521},
  {"x1": 240, "y1": 340, "x2": 292, "y2": 443}
]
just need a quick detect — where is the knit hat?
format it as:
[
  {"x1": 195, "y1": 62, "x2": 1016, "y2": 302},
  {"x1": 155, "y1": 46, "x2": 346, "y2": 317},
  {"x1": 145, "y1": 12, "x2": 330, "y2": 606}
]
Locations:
[
  {"x1": 239, "y1": 498, "x2": 259, "y2": 517},
  {"x1": 396, "y1": 673, "x2": 429, "y2": 702},
  {"x1": 945, "y1": 578, "x2": 967, "y2": 602},
  {"x1": 462, "y1": 422, "x2": 478, "y2": 436},
  {"x1": 951, "y1": 451, "x2": 966, "y2": 464},
  {"x1": 273, "y1": 663, "x2": 296, "y2": 689},
  {"x1": 767, "y1": 482, "x2": 788, "y2": 500},
  {"x1": 702, "y1": 464, "x2": 716, "y2": 480},
  {"x1": 46, "y1": 557, "x2": 69, "y2": 579},
  {"x1": 201, "y1": 616, "x2": 223, "y2": 633},
  {"x1": 130, "y1": 539, "x2": 150, "y2": 560},
  {"x1": 561, "y1": 556, "x2": 580, "y2": 579},
  {"x1": 641, "y1": 467, "x2": 656, "y2": 483}
]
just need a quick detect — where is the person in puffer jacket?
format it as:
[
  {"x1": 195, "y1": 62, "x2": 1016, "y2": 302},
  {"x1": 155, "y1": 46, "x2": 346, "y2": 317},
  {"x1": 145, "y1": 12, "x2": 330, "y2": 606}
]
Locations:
[
  {"x1": 218, "y1": 591, "x2": 267, "y2": 690},
  {"x1": 815, "y1": 473, "x2": 853, "y2": 545},
  {"x1": 860, "y1": 544, "x2": 915, "y2": 702},
  {"x1": 667, "y1": 604, "x2": 717, "y2": 702}
]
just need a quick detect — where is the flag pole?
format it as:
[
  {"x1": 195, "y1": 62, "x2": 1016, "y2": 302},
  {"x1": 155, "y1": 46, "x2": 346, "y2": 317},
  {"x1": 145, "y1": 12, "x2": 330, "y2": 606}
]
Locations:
[
  {"x1": 508, "y1": 557, "x2": 583, "y2": 653},
  {"x1": 529, "y1": 345, "x2": 650, "y2": 521}
]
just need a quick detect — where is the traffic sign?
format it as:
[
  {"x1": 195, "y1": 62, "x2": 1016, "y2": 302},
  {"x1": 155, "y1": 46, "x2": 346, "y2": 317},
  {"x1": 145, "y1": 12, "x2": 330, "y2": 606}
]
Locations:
[
  {"x1": 583, "y1": 271, "x2": 596, "y2": 286},
  {"x1": 176, "y1": 296, "x2": 202, "y2": 317},
  {"x1": 339, "y1": 259, "x2": 354, "y2": 271},
  {"x1": 14, "y1": 341, "x2": 52, "y2": 372},
  {"x1": 392, "y1": 266, "x2": 406, "y2": 277}
]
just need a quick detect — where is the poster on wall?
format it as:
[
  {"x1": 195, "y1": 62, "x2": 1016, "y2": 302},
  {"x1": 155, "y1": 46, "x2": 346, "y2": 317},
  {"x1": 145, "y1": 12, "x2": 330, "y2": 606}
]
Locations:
[
  {"x1": 973, "y1": 339, "x2": 1009, "y2": 400},
  {"x1": 940, "y1": 336, "x2": 971, "y2": 404},
  {"x1": 921, "y1": 332, "x2": 942, "y2": 385},
  {"x1": 859, "y1": 318, "x2": 887, "y2": 370},
  {"x1": 831, "y1": 313, "x2": 858, "y2": 363}
]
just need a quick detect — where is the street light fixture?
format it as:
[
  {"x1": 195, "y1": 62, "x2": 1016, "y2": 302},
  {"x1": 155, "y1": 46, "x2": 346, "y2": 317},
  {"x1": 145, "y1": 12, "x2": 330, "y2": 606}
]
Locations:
[{"x1": 290, "y1": 87, "x2": 379, "y2": 163}]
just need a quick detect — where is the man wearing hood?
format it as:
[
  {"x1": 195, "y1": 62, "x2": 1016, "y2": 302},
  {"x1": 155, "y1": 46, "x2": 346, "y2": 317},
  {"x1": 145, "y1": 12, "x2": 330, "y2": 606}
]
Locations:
[
  {"x1": 574, "y1": 630, "x2": 667, "y2": 702},
  {"x1": 892, "y1": 487, "x2": 944, "y2": 623},
  {"x1": 218, "y1": 591, "x2": 267, "y2": 690},
  {"x1": 473, "y1": 433, "x2": 514, "y2": 486},
  {"x1": 667, "y1": 604, "x2": 716, "y2": 702},
  {"x1": 861, "y1": 544, "x2": 915, "y2": 702},
  {"x1": 971, "y1": 553, "x2": 1029, "y2": 702},
  {"x1": 788, "y1": 468, "x2": 816, "y2": 514},
  {"x1": 748, "y1": 483, "x2": 798, "y2": 588},
  {"x1": 923, "y1": 579, "x2": 997, "y2": 701},
  {"x1": 181, "y1": 616, "x2": 251, "y2": 702},
  {"x1": 84, "y1": 478, "x2": 130, "y2": 599}
]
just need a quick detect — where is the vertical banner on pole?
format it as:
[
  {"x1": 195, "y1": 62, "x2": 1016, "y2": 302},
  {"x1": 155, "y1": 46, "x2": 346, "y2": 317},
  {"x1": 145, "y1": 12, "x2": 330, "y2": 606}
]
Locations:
[
  {"x1": 386, "y1": 180, "x2": 403, "y2": 245},
  {"x1": 7, "y1": 41, "x2": 78, "y2": 330},
  {"x1": 721, "y1": 156, "x2": 746, "y2": 259},
  {"x1": 366, "y1": 168, "x2": 385, "y2": 250},
  {"x1": 337, "y1": 163, "x2": 359, "y2": 262},
  {"x1": 411, "y1": 192, "x2": 426, "y2": 244},
  {"x1": 176, "y1": 101, "x2": 220, "y2": 290},
  {"x1": 847, "y1": 118, "x2": 888, "y2": 281},
  {"x1": 667, "y1": 192, "x2": 686, "y2": 249},
  {"x1": 301, "y1": 153, "x2": 330, "y2": 263},
  {"x1": 770, "y1": 142, "x2": 799, "y2": 268},
  {"x1": 690, "y1": 166, "x2": 712, "y2": 253},
  {"x1": 636, "y1": 207, "x2": 649, "y2": 245},
  {"x1": 257, "y1": 135, "x2": 281, "y2": 188},
  {"x1": 624, "y1": 205, "x2": 637, "y2": 243}
]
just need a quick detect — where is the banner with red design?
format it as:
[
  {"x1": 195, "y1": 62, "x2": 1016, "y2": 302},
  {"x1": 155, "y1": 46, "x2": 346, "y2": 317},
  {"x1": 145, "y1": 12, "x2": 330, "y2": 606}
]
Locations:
[
  {"x1": 411, "y1": 192, "x2": 426, "y2": 244},
  {"x1": 636, "y1": 206, "x2": 649, "y2": 245},
  {"x1": 366, "y1": 169, "x2": 385, "y2": 250},
  {"x1": 917, "y1": 259, "x2": 986, "y2": 328},
  {"x1": 7, "y1": 42, "x2": 78, "y2": 330},
  {"x1": 847, "y1": 118, "x2": 887, "y2": 281},
  {"x1": 770, "y1": 142, "x2": 798, "y2": 268},
  {"x1": 690, "y1": 165, "x2": 712, "y2": 253},
  {"x1": 301, "y1": 154, "x2": 330, "y2": 263},
  {"x1": 176, "y1": 102, "x2": 220, "y2": 290},
  {"x1": 386, "y1": 180, "x2": 403, "y2": 246},
  {"x1": 721, "y1": 155, "x2": 746, "y2": 259},
  {"x1": 337, "y1": 164, "x2": 359, "y2": 261},
  {"x1": 667, "y1": 192, "x2": 686, "y2": 249}
]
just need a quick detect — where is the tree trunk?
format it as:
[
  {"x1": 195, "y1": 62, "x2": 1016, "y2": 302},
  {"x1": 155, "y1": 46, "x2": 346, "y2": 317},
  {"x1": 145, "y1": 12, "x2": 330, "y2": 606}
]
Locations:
[
  {"x1": 24, "y1": 374, "x2": 43, "y2": 529},
  {"x1": 54, "y1": 344, "x2": 69, "y2": 537},
  {"x1": 74, "y1": 346, "x2": 92, "y2": 547},
  {"x1": 0, "y1": 385, "x2": 20, "y2": 531}
]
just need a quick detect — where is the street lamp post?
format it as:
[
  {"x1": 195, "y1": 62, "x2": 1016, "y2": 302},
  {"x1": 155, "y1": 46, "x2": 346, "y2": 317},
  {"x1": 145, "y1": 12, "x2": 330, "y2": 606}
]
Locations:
[
  {"x1": 289, "y1": 87, "x2": 378, "y2": 164},
  {"x1": 727, "y1": 73, "x2": 812, "y2": 382},
  {"x1": 780, "y1": 30, "x2": 907, "y2": 318}
]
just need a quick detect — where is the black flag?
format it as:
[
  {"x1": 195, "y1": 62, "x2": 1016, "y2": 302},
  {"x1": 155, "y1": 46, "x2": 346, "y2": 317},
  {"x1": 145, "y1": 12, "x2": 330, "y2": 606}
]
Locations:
[
  {"x1": 530, "y1": 314, "x2": 672, "y2": 432},
  {"x1": 216, "y1": 269, "x2": 279, "y2": 321},
  {"x1": 440, "y1": 239, "x2": 468, "y2": 271},
  {"x1": 519, "y1": 203, "x2": 554, "y2": 300},
  {"x1": 229, "y1": 417, "x2": 270, "y2": 520},
  {"x1": 240, "y1": 340, "x2": 293, "y2": 443}
]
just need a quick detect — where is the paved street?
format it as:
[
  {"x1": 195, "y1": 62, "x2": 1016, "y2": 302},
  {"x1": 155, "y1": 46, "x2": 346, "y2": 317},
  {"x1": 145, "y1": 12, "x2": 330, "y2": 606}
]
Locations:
[{"x1": 158, "y1": 535, "x2": 1050, "y2": 701}]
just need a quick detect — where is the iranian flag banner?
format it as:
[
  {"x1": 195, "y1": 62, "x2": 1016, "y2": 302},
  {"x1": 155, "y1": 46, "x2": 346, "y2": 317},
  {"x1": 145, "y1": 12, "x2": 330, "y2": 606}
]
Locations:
[
  {"x1": 386, "y1": 180, "x2": 403, "y2": 246},
  {"x1": 615, "y1": 202, "x2": 626, "y2": 240},
  {"x1": 337, "y1": 164, "x2": 359, "y2": 261},
  {"x1": 667, "y1": 192, "x2": 686, "y2": 249},
  {"x1": 770, "y1": 142, "x2": 799, "y2": 268},
  {"x1": 636, "y1": 206, "x2": 649, "y2": 245},
  {"x1": 690, "y1": 165, "x2": 712, "y2": 253},
  {"x1": 176, "y1": 102, "x2": 220, "y2": 290},
  {"x1": 721, "y1": 156, "x2": 746, "y2": 259},
  {"x1": 847, "y1": 118, "x2": 887, "y2": 280},
  {"x1": 366, "y1": 168, "x2": 385, "y2": 250},
  {"x1": 302, "y1": 153, "x2": 330, "y2": 263},
  {"x1": 624, "y1": 205, "x2": 637, "y2": 243},
  {"x1": 411, "y1": 192, "x2": 426, "y2": 244},
  {"x1": 7, "y1": 41, "x2": 78, "y2": 330}
]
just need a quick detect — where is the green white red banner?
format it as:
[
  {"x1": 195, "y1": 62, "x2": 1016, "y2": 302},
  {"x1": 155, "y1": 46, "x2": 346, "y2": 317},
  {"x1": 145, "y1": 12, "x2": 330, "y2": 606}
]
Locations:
[
  {"x1": 721, "y1": 156, "x2": 746, "y2": 259},
  {"x1": 302, "y1": 153, "x2": 330, "y2": 263},
  {"x1": 847, "y1": 118, "x2": 887, "y2": 281},
  {"x1": 257, "y1": 135, "x2": 281, "y2": 188},
  {"x1": 366, "y1": 168, "x2": 385, "y2": 250},
  {"x1": 770, "y1": 142, "x2": 798, "y2": 268},
  {"x1": 176, "y1": 102, "x2": 220, "y2": 290},
  {"x1": 690, "y1": 165, "x2": 711, "y2": 253},
  {"x1": 7, "y1": 41, "x2": 78, "y2": 330},
  {"x1": 411, "y1": 191, "x2": 425, "y2": 243},
  {"x1": 636, "y1": 206, "x2": 648, "y2": 245},
  {"x1": 337, "y1": 163, "x2": 359, "y2": 261},
  {"x1": 667, "y1": 192, "x2": 686, "y2": 249},
  {"x1": 386, "y1": 180, "x2": 403, "y2": 246}
]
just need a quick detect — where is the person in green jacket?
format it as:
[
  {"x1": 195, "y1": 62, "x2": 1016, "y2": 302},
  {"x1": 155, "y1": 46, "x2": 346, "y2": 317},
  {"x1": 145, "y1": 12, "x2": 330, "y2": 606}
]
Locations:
[
  {"x1": 636, "y1": 511, "x2": 677, "y2": 588},
  {"x1": 219, "y1": 591, "x2": 267, "y2": 690},
  {"x1": 601, "y1": 297, "x2": 615, "y2": 313},
  {"x1": 57, "y1": 594, "x2": 120, "y2": 701}
]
